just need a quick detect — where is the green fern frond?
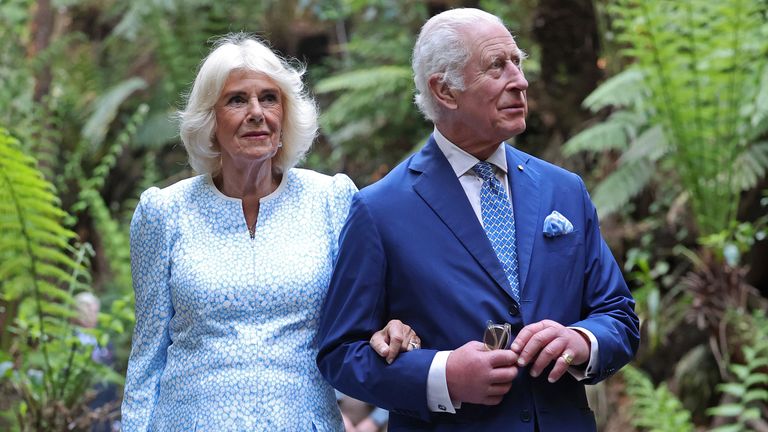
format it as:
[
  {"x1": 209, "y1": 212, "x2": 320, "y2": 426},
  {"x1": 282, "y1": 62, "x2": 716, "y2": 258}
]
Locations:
[
  {"x1": 0, "y1": 127, "x2": 86, "y2": 385},
  {"x1": 623, "y1": 364, "x2": 695, "y2": 432},
  {"x1": 315, "y1": 65, "x2": 412, "y2": 93},
  {"x1": 0, "y1": 129, "x2": 82, "y2": 293},
  {"x1": 619, "y1": 125, "x2": 668, "y2": 164},
  {"x1": 732, "y1": 142, "x2": 768, "y2": 192},
  {"x1": 707, "y1": 309, "x2": 768, "y2": 432},
  {"x1": 582, "y1": 68, "x2": 648, "y2": 112},
  {"x1": 592, "y1": 158, "x2": 655, "y2": 218},
  {"x1": 563, "y1": 110, "x2": 646, "y2": 156}
]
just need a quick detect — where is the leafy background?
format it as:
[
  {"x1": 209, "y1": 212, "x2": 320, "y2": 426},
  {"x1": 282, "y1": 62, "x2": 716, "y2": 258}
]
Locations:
[{"x1": 1, "y1": 0, "x2": 767, "y2": 431}]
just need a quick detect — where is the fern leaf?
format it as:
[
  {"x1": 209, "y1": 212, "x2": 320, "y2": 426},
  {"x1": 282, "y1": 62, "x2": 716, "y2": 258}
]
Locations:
[
  {"x1": 0, "y1": 127, "x2": 88, "y2": 379},
  {"x1": 622, "y1": 364, "x2": 694, "y2": 432},
  {"x1": 582, "y1": 68, "x2": 648, "y2": 112},
  {"x1": 315, "y1": 65, "x2": 412, "y2": 93},
  {"x1": 709, "y1": 424, "x2": 744, "y2": 432},
  {"x1": 732, "y1": 141, "x2": 768, "y2": 191},
  {"x1": 563, "y1": 120, "x2": 630, "y2": 156},
  {"x1": 707, "y1": 404, "x2": 744, "y2": 418},
  {"x1": 592, "y1": 158, "x2": 655, "y2": 217},
  {"x1": 619, "y1": 125, "x2": 668, "y2": 164}
]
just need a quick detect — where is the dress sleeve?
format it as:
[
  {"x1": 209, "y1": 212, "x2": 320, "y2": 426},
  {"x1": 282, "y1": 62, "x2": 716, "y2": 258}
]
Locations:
[
  {"x1": 328, "y1": 173, "x2": 358, "y2": 261},
  {"x1": 121, "y1": 187, "x2": 175, "y2": 432}
]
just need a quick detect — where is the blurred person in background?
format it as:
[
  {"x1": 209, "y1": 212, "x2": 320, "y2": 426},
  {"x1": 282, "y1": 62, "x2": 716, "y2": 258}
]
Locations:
[{"x1": 74, "y1": 292, "x2": 119, "y2": 432}]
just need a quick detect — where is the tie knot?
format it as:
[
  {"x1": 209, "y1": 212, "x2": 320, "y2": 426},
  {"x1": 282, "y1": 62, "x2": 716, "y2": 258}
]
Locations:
[{"x1": 473, "y1": 161, "x2": 496, "y2": 182}]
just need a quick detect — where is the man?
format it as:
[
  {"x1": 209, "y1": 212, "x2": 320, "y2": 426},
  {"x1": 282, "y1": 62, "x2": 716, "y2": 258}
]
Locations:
[{"x1": 317, "y1": 8, "x2": 639, "y2": 431}]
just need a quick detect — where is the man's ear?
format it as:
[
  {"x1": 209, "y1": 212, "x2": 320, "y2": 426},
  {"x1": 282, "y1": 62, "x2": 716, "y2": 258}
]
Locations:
[{"x1": 428, "y1": 74, "x2": 458, "y2": 110}]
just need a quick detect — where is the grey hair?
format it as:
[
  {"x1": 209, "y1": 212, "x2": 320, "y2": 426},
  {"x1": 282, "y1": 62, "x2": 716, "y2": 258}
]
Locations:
[
  {"x1": 412, "y1": 8, "x2": 506, "y2": 122},
  {"x1": 178, "y1": 33, "x2": 318, "y2": 175}
]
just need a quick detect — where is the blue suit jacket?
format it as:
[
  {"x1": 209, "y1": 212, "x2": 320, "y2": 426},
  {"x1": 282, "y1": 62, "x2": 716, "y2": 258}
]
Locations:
[{"x1": 317, "y1": 136, "x2": 639, "y2": 431}]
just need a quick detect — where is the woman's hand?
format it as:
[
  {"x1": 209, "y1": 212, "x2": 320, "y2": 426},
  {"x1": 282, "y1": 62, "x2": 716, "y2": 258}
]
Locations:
[{"x1": 370, "y1": 319, "x2": 421, "y2": 364}]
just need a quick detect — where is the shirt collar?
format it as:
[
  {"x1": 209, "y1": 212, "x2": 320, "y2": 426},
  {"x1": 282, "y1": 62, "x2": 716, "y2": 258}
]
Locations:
[{"x1": 433, "y1": 127, "x2": 508, "y2": 178}]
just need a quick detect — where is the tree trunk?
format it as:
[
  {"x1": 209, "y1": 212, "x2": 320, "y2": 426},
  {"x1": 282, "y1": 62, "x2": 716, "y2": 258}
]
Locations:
[
  {"x1": 28, "y1": 0, "x2": 55, "y2": 103},
  {"x1": 523, "y1": 0, "x2": 601, "y2": 166}
]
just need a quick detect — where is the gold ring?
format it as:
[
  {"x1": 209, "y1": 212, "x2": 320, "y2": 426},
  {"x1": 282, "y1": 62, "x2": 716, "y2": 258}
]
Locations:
[
  {"x1": 408, "y1": 340, "x2": 420, "y2": 349},
  {"x1": 562, "y1": 352, "x2": 574, "y2": 365}
]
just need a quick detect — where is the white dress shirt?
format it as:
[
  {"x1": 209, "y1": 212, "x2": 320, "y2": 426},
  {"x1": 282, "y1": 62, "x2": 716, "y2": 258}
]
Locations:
[{"x1": 425, "y1": 127, "x2": 600, "y2": 413}]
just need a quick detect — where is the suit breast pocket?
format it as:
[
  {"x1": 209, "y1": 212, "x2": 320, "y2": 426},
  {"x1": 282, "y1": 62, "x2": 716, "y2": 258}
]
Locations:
[
  {"x1": 540, "y1": 230, "x2": 582, "y2": 255},
  {"x1": 535, "y1": 231, "x2": 583, "y2": 284}
]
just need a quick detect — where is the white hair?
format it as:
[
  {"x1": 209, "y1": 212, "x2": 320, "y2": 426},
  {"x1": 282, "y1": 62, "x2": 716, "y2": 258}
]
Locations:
[
  {"x1": 412, "y1": 8, "x2": 507, "y2": 122},
  {"x1": 178, "y1": 33, "x2": 318, "y2": 175}
]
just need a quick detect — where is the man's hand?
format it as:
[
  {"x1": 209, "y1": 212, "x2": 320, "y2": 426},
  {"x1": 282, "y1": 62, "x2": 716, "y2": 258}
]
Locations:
[
  {"x1": 370, "y1": 319, "x2": 421, "y2": 364},
  {"x1": 446, "y1": 341, "x2": 519, "y2": 405},
  {"x1": 510, "y1": 320, "x2": 590, "y2": 383}
]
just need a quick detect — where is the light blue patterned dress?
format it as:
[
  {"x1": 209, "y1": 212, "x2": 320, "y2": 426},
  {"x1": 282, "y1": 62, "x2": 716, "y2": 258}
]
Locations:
[{"x1": 121, "y1": 169, "x2": 356, "y2": 432}]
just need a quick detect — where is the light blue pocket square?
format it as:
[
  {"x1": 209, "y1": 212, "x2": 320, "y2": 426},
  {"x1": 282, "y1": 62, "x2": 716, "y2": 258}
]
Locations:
[{"x1": 543, "y1": 211, "x2": 574, "y2": 237}]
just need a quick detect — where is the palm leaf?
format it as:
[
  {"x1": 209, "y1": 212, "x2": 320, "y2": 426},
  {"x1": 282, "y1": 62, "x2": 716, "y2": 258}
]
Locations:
[{"x1": 81, "y1": 77, "x2": 147, "y2": 150}]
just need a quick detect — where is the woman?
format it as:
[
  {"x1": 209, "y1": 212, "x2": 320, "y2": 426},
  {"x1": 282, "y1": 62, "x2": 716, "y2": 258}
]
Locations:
[{"x1": 121, "y1": 34, "x2": 418, "y2": 431}]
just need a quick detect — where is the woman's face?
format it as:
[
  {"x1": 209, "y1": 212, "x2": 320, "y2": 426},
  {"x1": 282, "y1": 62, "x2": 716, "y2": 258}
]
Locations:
[{"x1": 213, "y1": 69, "x2": 284, "y2": 168}]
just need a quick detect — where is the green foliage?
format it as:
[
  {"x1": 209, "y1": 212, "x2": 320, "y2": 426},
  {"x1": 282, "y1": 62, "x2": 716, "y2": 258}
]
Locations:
[
  {"x1": 567, "y1": 0, "x2": 768, "y2": 236},
  {"x1": 622, "y1": 364, "x2": 695, "y2": 432},
  {"x1": 699, "y1": 206, "x2": 768, "y2": 267},
  {"x1": 0, "y1": 128, "x2": 119, "y2": 431},
  {"x1": 563, "y1": 69, "x2": 670, "y2": 217},
  {"x1": 310, "y1": 1, "x2": 430, "y2": 182},
  {"x1": 614, "y1": 0, "x2": 768, "y2": 235},
  {"x1": 708, "y1": 310, "x2": 768, "y2": 432},
  {"x1": 624, "y1": 242, "x2": 691, "y2": 353}
]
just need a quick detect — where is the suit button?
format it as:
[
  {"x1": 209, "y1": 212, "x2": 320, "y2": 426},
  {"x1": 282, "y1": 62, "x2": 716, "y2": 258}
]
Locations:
[
  {"x1": 508, "y1": 302, "x2": 520, "y2": 317},
  {"x1": 520, "y1": 409, "x2": 532, "y2": 422}
]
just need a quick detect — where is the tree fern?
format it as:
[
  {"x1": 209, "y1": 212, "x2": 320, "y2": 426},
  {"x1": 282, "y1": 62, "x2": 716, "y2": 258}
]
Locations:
[
  {"x1": 607, "y1": 0, "x2": 768, "y2": 235},
  {"x1": 622, "y1": 364, "x2": 695, "y2": 432},
  {"x1": 568, "y1": 1, "x2": 768, "y2": 233}
]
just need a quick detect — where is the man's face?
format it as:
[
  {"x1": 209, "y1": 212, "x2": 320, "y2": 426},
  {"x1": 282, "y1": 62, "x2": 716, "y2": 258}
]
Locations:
[{"x1": 451, "y1": 22, "x2": 528, "y2": 153}]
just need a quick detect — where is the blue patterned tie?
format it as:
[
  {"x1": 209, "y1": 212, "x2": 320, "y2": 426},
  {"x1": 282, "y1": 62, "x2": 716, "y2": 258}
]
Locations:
[{"x1": 473, "y1": 161, "x2": 520, "y2": 301}]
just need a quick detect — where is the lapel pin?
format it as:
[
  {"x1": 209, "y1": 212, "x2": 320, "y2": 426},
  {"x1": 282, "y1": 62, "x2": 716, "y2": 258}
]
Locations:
[{"x1": 517, "y1": 164, "x2": 524, "y2": 172}]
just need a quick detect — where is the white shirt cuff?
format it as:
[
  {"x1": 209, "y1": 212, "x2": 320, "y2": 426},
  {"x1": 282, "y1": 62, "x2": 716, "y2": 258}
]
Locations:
[
  {"x1": 426, "y1": 350, "x2": 461, "y2": 413},
  {"x1": 567, "y1": 327, "x2": 599, "y2": 380}
]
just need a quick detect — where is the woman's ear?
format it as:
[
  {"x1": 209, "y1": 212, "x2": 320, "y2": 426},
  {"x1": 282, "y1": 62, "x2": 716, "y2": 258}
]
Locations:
[{"x1": 428, "y1": 74, "x2": 458, "y2": 110}]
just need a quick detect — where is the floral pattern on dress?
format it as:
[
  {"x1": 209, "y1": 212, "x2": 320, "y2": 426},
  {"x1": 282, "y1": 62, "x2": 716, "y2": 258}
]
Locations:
[{"x1": 121, "y1": 169, "x2": 356, "y2": 432}]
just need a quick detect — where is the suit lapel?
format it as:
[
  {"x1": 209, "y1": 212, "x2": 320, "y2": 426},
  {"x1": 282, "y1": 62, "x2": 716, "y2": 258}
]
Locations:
[
  {"x1": 410, "y1": 136, "x2": 517, "y2": 300},
  {"x1": 506, "y1": 146, "x2": 541, "y2": 296}
]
